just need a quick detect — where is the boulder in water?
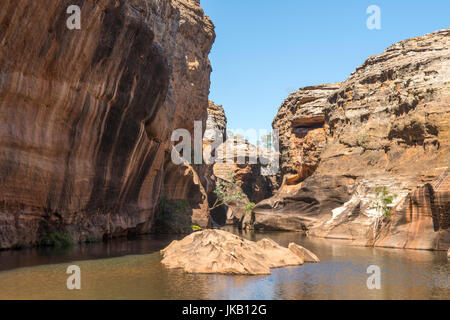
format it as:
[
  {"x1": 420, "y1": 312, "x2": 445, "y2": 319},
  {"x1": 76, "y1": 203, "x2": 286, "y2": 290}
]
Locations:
[{"x1": 160, "y1": 229, "x2": 318, "y2": 275}]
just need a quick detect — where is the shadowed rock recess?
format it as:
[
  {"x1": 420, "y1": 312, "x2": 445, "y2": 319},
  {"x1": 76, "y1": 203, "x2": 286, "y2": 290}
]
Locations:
[
  {"x1": 254, "y1": 29, "x2": 450, "y2": 251},
  {"x1": 200, "y1": 101, "x2": 276, "y2": 229},
  {"x1": 0, "y1": 0, "x2": 215, "y2": 248}
]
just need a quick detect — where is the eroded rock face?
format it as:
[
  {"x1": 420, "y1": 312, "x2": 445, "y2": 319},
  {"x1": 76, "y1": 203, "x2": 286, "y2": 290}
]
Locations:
[
  {"x1": 254, "y1": 175, "x2": 354, "y2": 231},
  {"x1": 375, "y1": 169, "x2": 450, "y2": 250},
  {"x1": 200, "y1": 102, "x2": 276, "y2": 228},
  {"x1": 160, "y1": 229, "x2": 318, "y2": 275},
  {"x1": 204, "y1": 101, "x2": 227, "y2": 143},
  {"x1": 273, "y1": 84, "x2": 340, "y2": 185},
  {"x1": 209, "y1": 138, "x2": 276, "y2": 228},
  {"x1": 0, "y1": 0, "x2": 215, "y2": 248},
  {"x1": 255, "y1": 29, "x2": 450, "y2": 250}
]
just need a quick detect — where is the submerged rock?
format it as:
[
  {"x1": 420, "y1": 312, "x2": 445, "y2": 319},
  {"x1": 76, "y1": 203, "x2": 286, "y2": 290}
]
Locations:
[
  {"x1": 160, "y1": 229, "x2": 318, "y2": 275},
  {"x1": 288, "y1": 243, "x2": 320, "y2": 263}
]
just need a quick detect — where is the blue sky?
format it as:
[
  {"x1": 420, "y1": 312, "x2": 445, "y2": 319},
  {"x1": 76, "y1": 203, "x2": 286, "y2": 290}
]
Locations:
[{"x1": 202, "y1": 0, "x2": 449, "y2": 140}]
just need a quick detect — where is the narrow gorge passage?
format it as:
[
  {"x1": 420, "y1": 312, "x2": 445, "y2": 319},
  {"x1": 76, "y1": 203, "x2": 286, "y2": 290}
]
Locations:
[{"x1": 0, "y1": 0, "x2": 448, "y2": 303}]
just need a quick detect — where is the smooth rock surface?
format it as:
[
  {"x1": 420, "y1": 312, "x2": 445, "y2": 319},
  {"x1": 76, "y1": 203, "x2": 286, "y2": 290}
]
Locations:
[
  {"x1": 0, "y1": 0, "x2": 215, "y2": 248},
  {"x1": 160, "y1": 229, "x2": 315, "y2": 275}
]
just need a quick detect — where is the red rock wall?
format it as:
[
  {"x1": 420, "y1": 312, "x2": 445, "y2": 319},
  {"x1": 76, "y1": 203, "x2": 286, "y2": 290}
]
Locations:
[
  {"x1": 255, "y1": 30, "x2": 450, "y2": 250},
  {"x1": 0, "y1": 0, "x2": 215, "y2": 248},
  {"x1": 375, "y1": 170, "x2": 450, "y2": 250}
]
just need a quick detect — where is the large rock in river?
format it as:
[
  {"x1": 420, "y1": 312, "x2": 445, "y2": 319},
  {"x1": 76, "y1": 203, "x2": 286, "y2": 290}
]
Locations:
[{"x1": 160, "y1": 229, "x2": 318, "y2": 275}]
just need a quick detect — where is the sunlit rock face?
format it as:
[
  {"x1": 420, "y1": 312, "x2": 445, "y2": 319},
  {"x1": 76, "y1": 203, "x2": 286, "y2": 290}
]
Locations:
[
  {"x1": 0, "y1": 0, "x2": 215, "y2": 248},
  {"x1": 255, "y1": 29, "x2": 450, "y2": 250},
  {"x1": 375, "y1": 173, "x2": 450, "y2": 250},
  {"x1": 201, "y1": 102, "x2": 276, "y2": 228},
  {"x1": 273, "y1": 83, "x2": 340, "y2": 186},
  {"x1": 204, "y1": 101, "x2": 227, "y2": 144},
  {"x1": 209, "y1": 138, "x2": 276, "y2": 228}
]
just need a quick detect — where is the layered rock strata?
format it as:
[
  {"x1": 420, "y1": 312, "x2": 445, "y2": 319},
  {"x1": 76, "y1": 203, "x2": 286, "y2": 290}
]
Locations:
[
  {"x1": 200, "y1": 102, "x2": 276, "y2": 228},
  {"x1": 0, "y1": 0, "x2": 215, "y2": 248},
  {"x1": 210, "y1": 138, "x2": 276, "y2": 228},
  {"x1": 204, "y1": 101, "x2": 227, "y2": 144},
  {"x1": 254, "y1": 29, "x2": 450, "y2": 251},
  {"x1": 273, "y1": 83, "x2": 340, "y2": 186}
]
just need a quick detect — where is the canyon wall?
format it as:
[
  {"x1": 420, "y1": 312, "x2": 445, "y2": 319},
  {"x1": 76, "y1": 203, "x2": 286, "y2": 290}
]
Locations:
[
  {"x1": 211, "y1": 138, "x2": 275, "y2": 228},
  {"x1": 255, "y1": 29, "x2": 450, "y2": 250},
  {"x1": 204, "y1": 101, "x2": 227, "y2": 143},
  {"x1": 0, "y1": 0, "x2": 215, "y2": 248},
  {"x1": 202, "y1": 101, "x2": 275, "y2": 228},
  {"x1": 273, "y1": 84, "x2": 340, "y2": 187}
]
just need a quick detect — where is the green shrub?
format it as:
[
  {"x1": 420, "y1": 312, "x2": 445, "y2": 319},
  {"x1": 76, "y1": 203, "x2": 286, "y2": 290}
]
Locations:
[
  {"x1": 370, "y1": 186, "x2": 397, "y2": 219},
  {"x1": 40, "y1": 232, "x2": 73, "y2": 248},
  {"x1": 85, "y1": 237, "x2": 101, "y2": 244},
  {"x1": 211, "y1": 172, "x2": 256, "y2": 220},
  {"x1": 245, "y1": 202, "x2": 256, "y2": 216},
  {"x1": 154, "y1": 195, "x2": 191, "y2": 233},
  {"x1": 357, "y1": 133, "x2": 369, "y2": 151},
  {"x1": 212, "y1": 172, "x2": 246, "y2": 207}
]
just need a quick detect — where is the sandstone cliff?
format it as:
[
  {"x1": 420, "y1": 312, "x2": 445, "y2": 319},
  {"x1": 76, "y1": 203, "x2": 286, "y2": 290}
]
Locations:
[
  {"x1": 273, "y1": 84, "x2": 340, "y2": 187},
  {"x1": 210, "y1": 138, "x2": 275, "y2": 228},
  {"x1": 204, "y1": 101, "x2": 227, "y2": 143},
  {"x1": 255, "y1": 29, "x2": 450, "y2": 250},
  {"x1": 0, "y1": 0, "x2": 215, "y2": 248},
  {"x1": 201, "y1": 102, "x2": 275, "y2": 228}
]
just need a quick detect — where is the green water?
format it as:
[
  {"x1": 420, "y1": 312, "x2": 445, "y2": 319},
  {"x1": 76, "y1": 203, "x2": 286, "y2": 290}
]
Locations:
[{"x1": 0, "y1": 229, "x2": 448, "y2": 299}]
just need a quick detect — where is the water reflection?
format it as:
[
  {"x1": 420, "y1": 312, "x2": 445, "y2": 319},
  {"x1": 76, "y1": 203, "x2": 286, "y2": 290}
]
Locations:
[
  {"x1": 0, "y1": 229, "x2": 448, "y2": 299},
  {"x1": 0, "y1": 233, "x2": 182, "y2": 272}
]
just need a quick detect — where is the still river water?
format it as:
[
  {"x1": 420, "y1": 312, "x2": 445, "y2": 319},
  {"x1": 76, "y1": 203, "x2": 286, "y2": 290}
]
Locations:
[{"x1": 0, "y1": 228, "x2": 448, "y2": 299}]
